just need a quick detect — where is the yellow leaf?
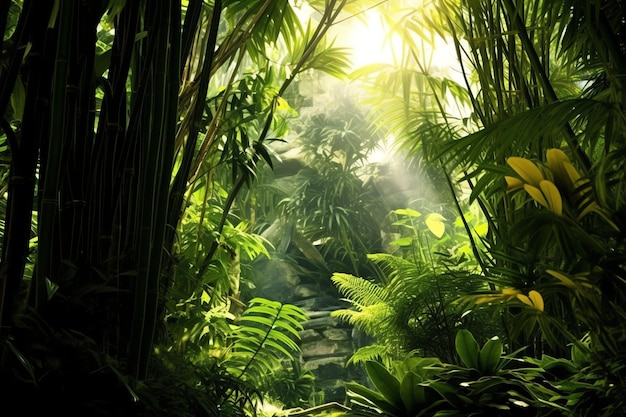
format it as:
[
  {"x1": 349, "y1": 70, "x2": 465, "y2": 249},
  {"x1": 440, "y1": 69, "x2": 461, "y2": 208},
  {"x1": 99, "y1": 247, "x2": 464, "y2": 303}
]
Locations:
[
  {"x1": 529, "y1": 290, "x2": 544, "y2": 311},
  {"x1": 577, "y1": 197, "x2": 598, "y2": 219},
  {"x1": 502, "y1": 288, "x2": 521, "y2": 296},
  {"x1": 505, "y1": 176, "x2": 524, "y2": 192},
  {"x1": 517, "y1": 291, "x2": 544, "y2": 311},
  {"x1": 276, "y1": 97, "x2": 290, "y2": 111},
  {"x1": 474, "y1": 222, "x2": 488, "y2": 237},
  {"x1": 475, "y1": 295, "x2": 499, "y2": 304},
  {"x1": 563, "y1": 162, "x2": 583, "y2": 192},
  {"x1": 539, "y1": 180, "x2": 562, "y2": 215},
  {"x1": 425, "y1": 213, "x2": 446, "y2": 238},
  {"x1": 517, "y1": 293, "x2": 533, "y2": 307},
  {"x1": 546, "y1": 270, "x2": 576, "y2": 289},
  {"x1": 523, "y1": 184, "x2": 548, "y2": 208},
  {"x1": 546, "y1": 148, "x2": 571, "y2": 165},
  {"x1": 507, "y1": 157, "x2": 544, "y2": 186},
  {"x1": 546, "y1": 148, "x2": 572, "y2": 190}
]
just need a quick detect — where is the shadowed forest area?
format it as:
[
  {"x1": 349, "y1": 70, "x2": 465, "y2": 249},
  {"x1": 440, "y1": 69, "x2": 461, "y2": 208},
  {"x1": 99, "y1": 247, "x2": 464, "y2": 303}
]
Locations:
[{"x1": 1, "y1": 1, "x2": 626, "y2": 416}]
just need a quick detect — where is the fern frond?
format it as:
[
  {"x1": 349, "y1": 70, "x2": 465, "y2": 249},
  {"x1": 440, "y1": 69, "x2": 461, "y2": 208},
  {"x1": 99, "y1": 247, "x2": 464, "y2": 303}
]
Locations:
[
  {"x1": 331, "y1": 273, "x2": 388, "y2": 306},
  {"x1": 332, "y1": 304, "x2": 394, "y2": 335},
  {"x1": 347, "y1": 344, "x2": 393, "y2": 366},
  {"x1": 367, "y1": 253, "x2": 420, "y2": 282},
  {"x1": 225, "y1": 298, "x2": 307, "y2": 383}
]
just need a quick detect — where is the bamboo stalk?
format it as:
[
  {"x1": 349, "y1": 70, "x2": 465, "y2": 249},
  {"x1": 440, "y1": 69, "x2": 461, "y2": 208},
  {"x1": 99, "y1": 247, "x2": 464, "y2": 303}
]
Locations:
[
  {"x1": 36, "y1": 0, "x2": 75, "y2": 306},
  {"x1": 0, "y1": 0, "x2": 54, "y2": 329}
]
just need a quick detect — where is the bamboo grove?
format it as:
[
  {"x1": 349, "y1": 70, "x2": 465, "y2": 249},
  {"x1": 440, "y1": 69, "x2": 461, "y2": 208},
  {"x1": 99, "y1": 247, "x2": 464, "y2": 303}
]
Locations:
[{"x1": 0, "y1": 0, "x2": 364, "y2": 413}]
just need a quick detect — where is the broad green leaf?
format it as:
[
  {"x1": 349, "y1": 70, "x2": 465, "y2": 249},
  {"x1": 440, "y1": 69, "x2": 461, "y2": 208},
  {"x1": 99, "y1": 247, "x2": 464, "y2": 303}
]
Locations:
[
  {"x1": 10, "y1": 77, "x2": 25, "y2": 122},
  {"x1": 425, "y1": 213, "x2": 446, "y2": 238},
  {"x1": 346, "y1": 382, "x2": 403, "y2": 415},
  {"x1": 365, "y1": 361, "x2": 403, "y2": 407},
  {"x1": 389, "y1": 237, "x2": 414, "y2": 246},
  {"x1": 479, "y1": 336, "x2": 502, "y2": 374},
  {"x1": 400, "y1": 371, "x2": 425, "y2": 412},
  {"x1": 455, "y1": 329, "x2": 480, "y2": 369},
  {"x1": 428, "y1": 381, "x2": 473, "y2": 407}
]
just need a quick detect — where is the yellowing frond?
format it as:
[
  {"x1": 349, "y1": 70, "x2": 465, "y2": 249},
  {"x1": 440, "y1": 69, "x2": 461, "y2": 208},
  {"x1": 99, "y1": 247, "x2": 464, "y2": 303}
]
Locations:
[
  {"x1": 528, "y1": 290, "x2": 544, "y2": 311},
  {"x1": 523, "y1": 184, "x2": 548, "y2": 208},
  {"x1": 539, "y1": 180, "x2": 562, "y2": 215},
  {"x1": 563, "y1": 161, "x2": 583, "y2": 186},
  {"x1": 505, "y1": 176, "x2": 524, "y2": 192},
  {"x1": 507, "y1": 157, "x2": 544, "y2": 186},
  {"x1": 517, "y1": 293, "x2": 532, "y2": 307},
  {"x1": 546, "y1": 148, "x2": 572, "y2": 190},
  {"x1": 517, "y1": 291, "x2": 544, "y2": 311},
  {"x1": 546, "y1": 269, "x2": 576, "y2": 289}
]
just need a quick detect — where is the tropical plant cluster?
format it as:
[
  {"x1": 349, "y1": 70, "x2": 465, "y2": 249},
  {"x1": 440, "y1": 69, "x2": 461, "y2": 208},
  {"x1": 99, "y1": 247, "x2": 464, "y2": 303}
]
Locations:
[
  {"x1": 329, "y1": 0, "x2": 626, "y2": 416},
  {"x1": 2, "y1": 0, "x2": 626, "y2": 416}
]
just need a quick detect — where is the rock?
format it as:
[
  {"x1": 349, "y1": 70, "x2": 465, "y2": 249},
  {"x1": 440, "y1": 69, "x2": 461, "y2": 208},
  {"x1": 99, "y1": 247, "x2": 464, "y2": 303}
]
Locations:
[
  {"x1": 304, "y1": 356, "x2": 349, "y2": 371},
  {"x1": 295, "y1": 295, "x2": 345, "y2": 311},
  {"x1": 323, "y1": 328, "x2": 351, "y2": 341},
  {"x1": 299, "y1": 329, "x2": 321, "y2": 343},
  {"x1": 302, "y1": 316, "x2": 341, "y2": 330},
  {"x1": 305, "y1": 310, "x2": 331, "y2": 319},
  {"x1": 301, "y1": 340, "x2": 353, "y2": 359},
  {"x1": 294, "y1": 284, "x2": 320, "y2": 299}
]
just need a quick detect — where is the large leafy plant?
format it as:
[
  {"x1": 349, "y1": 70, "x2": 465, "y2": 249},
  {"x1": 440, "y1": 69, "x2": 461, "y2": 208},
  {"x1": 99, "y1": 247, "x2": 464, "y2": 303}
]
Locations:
[{"x1": 344, "y1": 330, "x2": 569, "y2": 417}]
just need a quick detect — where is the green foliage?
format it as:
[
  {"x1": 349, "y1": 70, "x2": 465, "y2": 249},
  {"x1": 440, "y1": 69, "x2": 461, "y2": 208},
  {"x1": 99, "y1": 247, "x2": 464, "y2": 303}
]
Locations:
[
  {"x1": 261, "y1": 360, "x2": 316, "y2": 408},
  {"x1": 349, "y1": 2, "x2": 626, "y2": 414},
  {"x1": 331, "y1": 207, "x2": 497, "y2": 364},
  {"x1": 272, "y1": 87, "x2": 387, "y2": 276},
  {"x1": 344, "y1": 330, "x2": 569, "y2": 417},
  {"x1": 224, "y1": 298, "x2": 308, "y2": 384},
  {"x1": 143, "y1": 351, "x2": 262, "y2": 417}
]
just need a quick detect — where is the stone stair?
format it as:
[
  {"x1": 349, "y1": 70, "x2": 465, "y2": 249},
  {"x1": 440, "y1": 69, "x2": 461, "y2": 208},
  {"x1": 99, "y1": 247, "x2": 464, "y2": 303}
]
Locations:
[{"x1": 293, "y1": 285, "x2": 368, "y2": 404}]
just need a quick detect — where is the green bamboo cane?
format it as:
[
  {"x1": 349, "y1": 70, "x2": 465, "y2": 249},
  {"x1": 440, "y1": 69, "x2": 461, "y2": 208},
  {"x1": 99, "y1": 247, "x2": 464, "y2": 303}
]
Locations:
[
  {"x1": 127, "y1": 0, "x2": 179, "y2": 379},
  {"x1": 36, "y1": 0, "x2": 75, "y2": 309},
  {"x1": 165, "y1": 0, "x2": 222, "y2": 254},
  {"x1": 0, "y1": 0, "x2": 53, "y2": 329},
  {"x1": 91, "y1": 0, "x2": 139, "y2": 280}
]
